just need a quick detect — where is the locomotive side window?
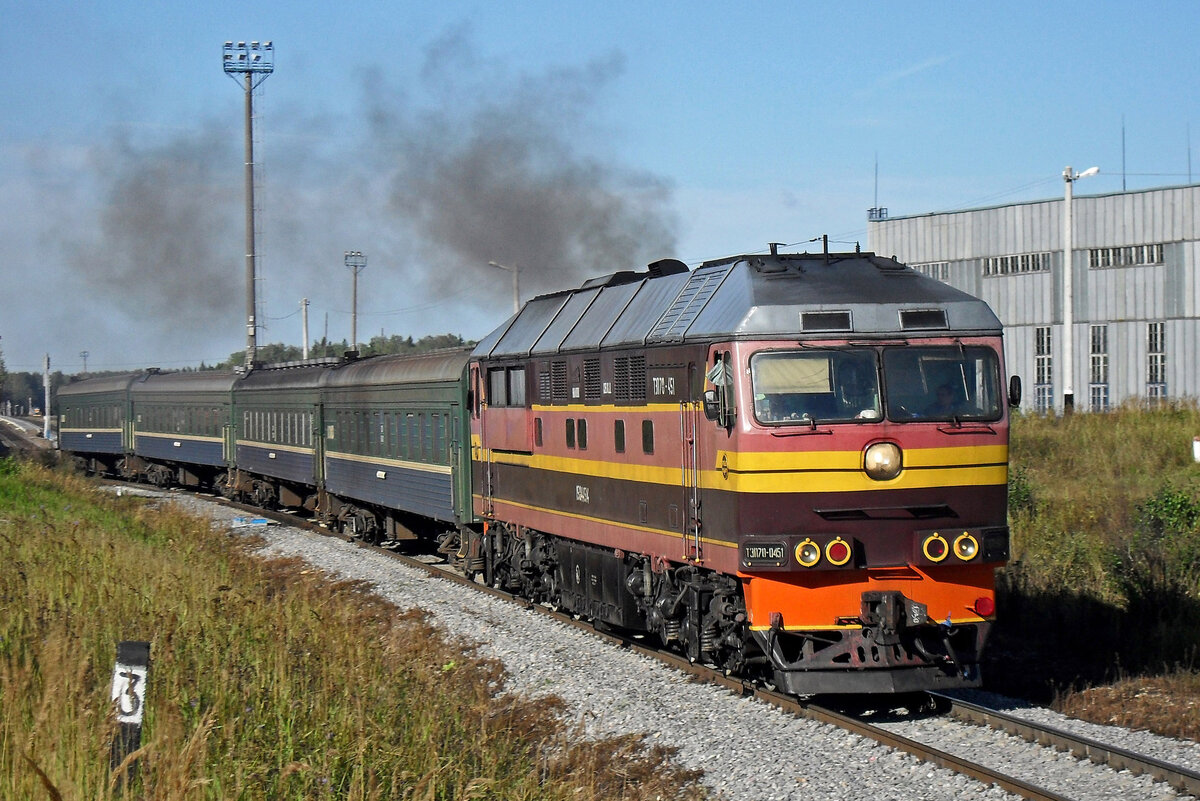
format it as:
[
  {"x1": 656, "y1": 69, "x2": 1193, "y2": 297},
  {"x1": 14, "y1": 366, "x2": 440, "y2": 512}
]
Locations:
[
  {"x1": 508, "y1": 367, "x2": 526, "y2": 407},
  {"x1": 486, "y1": 366, "x2": 527, "y2": 407},
  {"x1": 488, "y1": 368, "x2": 507, "y2": 407},
  {"x1": 577, "y1": 419, "x2": 588, "y2": 450},
  {"x1": 642, "y1": 420, "x2": 654, "y2": 454},
  {"x1": 566, "y1": 418, "x2": 576, "y2": 449},
  {"x1": 883, "y1": 346, "x2": 1002, "y2": 422},
  {"x1": 751, "y1": 350, "x2": 881, "y2": 424},
  {"x1": 614, "y1": 419, "x2": 625, "y2": 453}
]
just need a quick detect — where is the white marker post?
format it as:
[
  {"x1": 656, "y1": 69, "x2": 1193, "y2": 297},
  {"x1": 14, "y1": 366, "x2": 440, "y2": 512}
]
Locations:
[{"x1": 109, "y1": 641, "x2": 150, "y2": 776}]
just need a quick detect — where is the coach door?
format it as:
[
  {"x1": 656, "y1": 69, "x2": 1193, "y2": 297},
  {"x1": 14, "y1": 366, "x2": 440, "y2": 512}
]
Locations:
[{"x1": 680, "y1": 363, "x2": 702, "y2": 563}]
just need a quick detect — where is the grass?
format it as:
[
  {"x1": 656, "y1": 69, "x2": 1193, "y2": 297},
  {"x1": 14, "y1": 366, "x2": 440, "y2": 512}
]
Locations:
[
  {"x1": 991, "y1": 400, "x2": 1200, "y2": 736},
  {"x1": 0, "y1": 459, "x2": 708, "y2": 800}
]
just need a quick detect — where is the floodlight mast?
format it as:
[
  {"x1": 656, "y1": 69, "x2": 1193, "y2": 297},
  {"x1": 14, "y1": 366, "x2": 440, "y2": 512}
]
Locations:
[{"x1": 223, "y1": 40, "x2": 275, "y2": 369}]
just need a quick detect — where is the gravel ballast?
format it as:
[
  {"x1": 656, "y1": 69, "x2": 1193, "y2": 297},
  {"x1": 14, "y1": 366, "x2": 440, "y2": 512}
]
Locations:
[{"x1": 153, "y1": 489, "x2": 1199, "y2": 801}]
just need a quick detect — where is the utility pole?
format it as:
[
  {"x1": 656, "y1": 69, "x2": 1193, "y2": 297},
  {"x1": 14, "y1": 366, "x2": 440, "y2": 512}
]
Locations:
[
  {"x1": 301, "y1": 298, "x2": 310, "y2": 360},
  {"x1": 345, "y1": 251, "x2": 366, "y2": 352},
  {"x1": 487, "y1": 261, "x2": 521, "y2": 315},
  {"x1": 223, "y1": 40, "x2": 274, "y2": 370},
  {"x1": 42, "y1": 354, "x2": 51, "y2": 441},
  {"x1": 1062, "y1": 165, "x2": 1099, "y2": 415}
]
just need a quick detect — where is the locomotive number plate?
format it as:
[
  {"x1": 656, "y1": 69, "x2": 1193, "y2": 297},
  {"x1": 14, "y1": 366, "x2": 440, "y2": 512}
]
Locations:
[{"x1": 742, "y1": 542, "x2": 786, "y2": 567}]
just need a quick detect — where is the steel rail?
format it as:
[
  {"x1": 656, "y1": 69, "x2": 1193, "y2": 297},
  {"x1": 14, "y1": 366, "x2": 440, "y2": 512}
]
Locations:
[{"x1": 934, "y1": 691, "x2": 1200, "y2": 798}]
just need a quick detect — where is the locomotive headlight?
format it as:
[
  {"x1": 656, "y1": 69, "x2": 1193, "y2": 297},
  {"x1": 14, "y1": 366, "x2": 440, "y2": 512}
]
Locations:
[
  {"x1": 863, "y1": 442, "x2": 902, "y2": 481},
  {"x1": 953, "y1": 532, "x2": 979, "y2": 561},
  {"x1": 795, "y1": 539, "x2": 821, "y2": 567},
  {"x1": 922, "y1": 533, "x2": 949, "y2": 562}
]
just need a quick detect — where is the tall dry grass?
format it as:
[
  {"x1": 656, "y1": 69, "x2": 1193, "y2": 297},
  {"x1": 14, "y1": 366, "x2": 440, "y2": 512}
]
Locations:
[
  {"x1": 992, "y1": 400, "x2": 1200, "y2": 718},
  {"x1": 0, "y1": 458, "x2": 707, "y2": 800}
]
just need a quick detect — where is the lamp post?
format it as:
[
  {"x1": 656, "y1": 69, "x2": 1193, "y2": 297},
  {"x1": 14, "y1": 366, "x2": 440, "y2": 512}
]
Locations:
[
  {"x1": 223, "y1": 40, "x2": 274, "y2": 370},
  {"x1": 1062, "y1": 165, "x2": 1099, "y2": 414},
  {"x1": 345, "y1": 251, "x2": 366, "y2": 352},
  {"x1": 487, "y1": 261, "x2": 521, "y2": 315}
]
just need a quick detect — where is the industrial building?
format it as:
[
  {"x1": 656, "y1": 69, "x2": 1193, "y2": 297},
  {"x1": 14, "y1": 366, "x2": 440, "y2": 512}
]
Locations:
[{"x1": 867, "y1": 182, "x2": 1200, "y2": 413}]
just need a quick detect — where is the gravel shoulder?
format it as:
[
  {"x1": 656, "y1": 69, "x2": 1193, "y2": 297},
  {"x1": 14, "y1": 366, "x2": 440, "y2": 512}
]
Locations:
[{"x1": 153, "y1": 489, "x2": 1199, "y2": 801}]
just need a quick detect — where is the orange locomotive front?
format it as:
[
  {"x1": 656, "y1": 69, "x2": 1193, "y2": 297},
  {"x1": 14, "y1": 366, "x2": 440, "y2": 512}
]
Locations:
[{"x1": 467, "y1": 251, "x2": 1015, "y2": 695}]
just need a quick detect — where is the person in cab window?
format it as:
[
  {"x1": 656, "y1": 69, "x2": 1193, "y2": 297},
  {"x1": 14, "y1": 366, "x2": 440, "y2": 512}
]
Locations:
[{"x1": 924, "y1": 383, "x2": 964, "y2": 417}]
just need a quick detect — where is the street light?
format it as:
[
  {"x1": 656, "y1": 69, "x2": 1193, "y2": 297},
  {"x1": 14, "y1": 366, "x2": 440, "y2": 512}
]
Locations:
[
  {"x1": 223, "y1": 39, "x2": 275, "y2": 369},
  {"x1": 1062, "y1": 165, "x2": 1099, "y2": 414},
  {"x1": 345, "y1": 251, "x2": 367, "y2": 352},
  {"x1": 488, "y1": 261, "x2": 521, "y2": 315}
]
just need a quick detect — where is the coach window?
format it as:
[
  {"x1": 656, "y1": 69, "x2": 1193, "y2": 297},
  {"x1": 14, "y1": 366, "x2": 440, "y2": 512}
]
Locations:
[
  {"x1": 566, "y1": 418, "x2": 576, "y2": 449},
  {"x1": 642, "y1": 420, "x2": 654, "y2": 454},
  {"x1": 577, "y1": 418, "x2": 588, "y2": 450},
  {"x1": 614, "y1": 420, "x2": 626, "y2": 453}
]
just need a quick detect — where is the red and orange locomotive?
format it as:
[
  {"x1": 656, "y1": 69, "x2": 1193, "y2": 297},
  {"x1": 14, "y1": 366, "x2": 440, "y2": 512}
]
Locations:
[{"x1": 466, "y1": 250, "x2": 1015, "y2": 693}]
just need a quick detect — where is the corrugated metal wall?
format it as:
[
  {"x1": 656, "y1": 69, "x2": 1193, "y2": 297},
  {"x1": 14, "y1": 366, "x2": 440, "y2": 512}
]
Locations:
[{"x1": 868, "y1": 185, "x2": 1200, "y2": 411}]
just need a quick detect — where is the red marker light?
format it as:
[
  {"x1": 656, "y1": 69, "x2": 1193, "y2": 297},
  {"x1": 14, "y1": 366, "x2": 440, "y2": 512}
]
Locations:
[
  {"x1": 973, "y1": 597, "x2": 996, "y2": 617},
  {"x1": 825, "y1": 537, "x2": 852, "y2": 566}
]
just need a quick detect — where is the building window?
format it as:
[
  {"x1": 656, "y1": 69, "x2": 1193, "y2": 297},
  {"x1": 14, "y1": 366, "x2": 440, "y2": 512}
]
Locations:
[
  {"x1": 1147, "y1": 321, "x2": 1166, "y2": 399},
  {"x1": 913, "y1": 261, "x2": 950, "y2": 281},
  {"x1": 1035, "y1": 326, "x2": 1053, "y2": 413},
  {"x1": 1089, "y1": 325, "x2": 1109, "y2": 412},
  {"x1": 1088, "y1": 243, "x2": 1165, "y2": 269},
  {"x1": 983, "y1": 252, "x2": 1052, "y2": 277}
]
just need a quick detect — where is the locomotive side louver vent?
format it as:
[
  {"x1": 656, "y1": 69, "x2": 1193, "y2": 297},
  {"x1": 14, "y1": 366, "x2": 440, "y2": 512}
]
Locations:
[
  {"x1": 614, "y1": 357, "x2": 630, "y2": 402},
  {"x1": 899, "y1": 309, "x2": 948, "y2": 330},
  {"x1": 583, "y1": 358, "x2": 602, "y2": 400},
  {"x1": 801, "y1": 311, "x2": 852, "y2": 331},
  {"x1": 629, "y1": 355, "x2": 647, "y2": 401},
  {"x1": 613, "y1": 355, "x2": 647, "y2": 403},
  {"x1": 538, "y1": 368, "x2": 551, "y2": 403},
  {"x1": 551, "y1": 361, "x2": 568, "y2": 403}
]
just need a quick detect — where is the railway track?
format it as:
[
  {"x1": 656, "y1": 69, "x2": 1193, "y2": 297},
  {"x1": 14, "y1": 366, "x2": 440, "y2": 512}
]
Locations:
[{"x1": 111, "y1": 484, "x2": 1200, "y2": 801}]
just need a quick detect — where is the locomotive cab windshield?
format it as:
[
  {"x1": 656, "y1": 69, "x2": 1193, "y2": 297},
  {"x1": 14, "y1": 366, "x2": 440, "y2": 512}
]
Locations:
[{"x1": 749, "y1": 344, "x2": 1003, "y2": 426}]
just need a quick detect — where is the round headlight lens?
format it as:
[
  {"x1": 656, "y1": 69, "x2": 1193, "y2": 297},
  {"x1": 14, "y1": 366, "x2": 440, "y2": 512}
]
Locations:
[
  {"x1": 954, "y1": 532, "x2": 979, "y2": 560},
  {"x1": 795, "y1": 539, "x2": 821, "y2": 567},
  {"x1": 864, "y1": 442, "x2": 902, "y2": 481}
]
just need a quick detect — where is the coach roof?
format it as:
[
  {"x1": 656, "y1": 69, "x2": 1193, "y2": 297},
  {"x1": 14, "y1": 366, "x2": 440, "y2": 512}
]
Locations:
[{"x1": 473, "y1": 252, "x2": 1002, "y2": 360}]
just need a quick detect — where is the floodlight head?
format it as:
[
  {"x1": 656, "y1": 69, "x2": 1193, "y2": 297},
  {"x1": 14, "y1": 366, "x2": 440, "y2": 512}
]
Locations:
[{"x1": 1079, "y1": 166, "x2": 1100, "y2": 179}]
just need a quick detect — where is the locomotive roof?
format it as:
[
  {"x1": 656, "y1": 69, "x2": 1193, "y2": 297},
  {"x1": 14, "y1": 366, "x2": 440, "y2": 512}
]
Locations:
[{"x1": 472, "y1": 251, "x2": 1002, "y2": 360}]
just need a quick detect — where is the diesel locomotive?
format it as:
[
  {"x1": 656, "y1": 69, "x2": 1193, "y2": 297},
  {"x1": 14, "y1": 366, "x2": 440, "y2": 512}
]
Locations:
[{"x1": 57, "y1": 249, "x2": 1018, "y2": 694}]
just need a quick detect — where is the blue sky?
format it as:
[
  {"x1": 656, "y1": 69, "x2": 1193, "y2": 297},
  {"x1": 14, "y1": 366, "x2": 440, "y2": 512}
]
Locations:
[{"x1": 3, "y1": 1, "x2": 1199, "y2": 372}]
